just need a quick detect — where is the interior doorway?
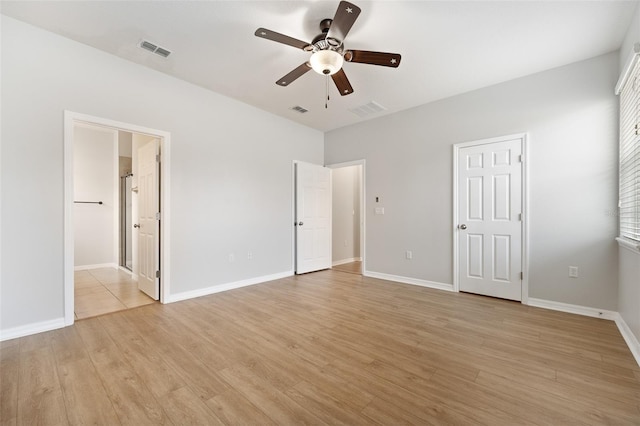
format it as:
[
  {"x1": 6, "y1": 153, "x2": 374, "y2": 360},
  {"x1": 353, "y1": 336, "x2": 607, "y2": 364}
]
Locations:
[
  {"x1": 63, "y1": 111, "x2": 171, "y2": 325},
  {"x1": 329, "y1": 160, "x2": 365, "y2": 275}
]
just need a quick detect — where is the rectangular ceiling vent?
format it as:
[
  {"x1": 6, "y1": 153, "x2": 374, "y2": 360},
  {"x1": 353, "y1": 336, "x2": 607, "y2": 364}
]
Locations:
[
  {"x1": 290, "y1": 105, "x2": 309, "y2": 114},
  {"x1": 349, "y1": 101, "x2": 387, "y2": 118},
  {"x1": 139, "y1": 40, "x2": 171, "y2": 58}
]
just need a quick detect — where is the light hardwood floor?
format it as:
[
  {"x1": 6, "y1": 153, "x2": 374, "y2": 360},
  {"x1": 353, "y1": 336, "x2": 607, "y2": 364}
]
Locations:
[
  {"x1": 332, "y1": 260, "x2": 362, "y2": 275},
  {"x1": 74, "y1": 268, "x2": 155, "y2": 319},
  {"x1": 2, "y1": 269, "x2": 639, "y2": 425}
]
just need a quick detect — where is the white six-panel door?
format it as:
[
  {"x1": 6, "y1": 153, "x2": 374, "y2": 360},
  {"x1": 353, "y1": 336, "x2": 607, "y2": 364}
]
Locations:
[
  {"x1": 295, "y1": 162, "x2": 332, "y2": 274},
  {"x1": 458, "y1": 137, "x2": 523, "y2": 301},
  {"x1": 137, "y1": 139, "x2": 159, "y2": 300}
]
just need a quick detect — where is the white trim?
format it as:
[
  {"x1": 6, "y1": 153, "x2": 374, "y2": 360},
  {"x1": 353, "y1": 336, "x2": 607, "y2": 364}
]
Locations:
[
  {"x1": 452, "y1": 133, "x2": 529, "y2": 302},
  {"x1": 0, "y1": 317, "x2": 66, "y2": 342},
  {"x1": 453, "y1": 132, "x2": 527, "y2": 150},
  {"x1": 74, "y1": 263, "x2": 118, "y2": 271},
  {"x1": 613, "y1": 313, "x2": 640, "y2": 367},
  {"x1": 63, "y1": 113, "x2": 75, "y2": 326},
  {"x1": 64, "y1": 111, "x2": 171, "y2": 329},
  {"x1": 291, "y1": 161, "x2": 297, "y2": 273},
  {"x1": 165, "y1": 271, "x2": 293, "y2": 303},
  {"x1": 364, "y1": 270, "x2": 454, "y2": 292},
  {"x1": 615, "y1": 42, "x2": 640, "y2": 95},
  {"x1": 527, "y1": 298, "x2": 618, "y2": 320},
  {"x1": 327, "y1": 159, "x2": 366, "y2": 274},
  {"x1": 113, "y1": 130, "x2": 120, "y2": 269},
  {"x1": 616, "y1": 237, "x2": 640, "y2": 253},
  {"x1": 332, "y1": 257, "x2": 362, "y2": 266}
]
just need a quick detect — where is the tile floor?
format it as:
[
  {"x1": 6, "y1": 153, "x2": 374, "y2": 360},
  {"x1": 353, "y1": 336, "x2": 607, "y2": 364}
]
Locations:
[{"x1": 74, "y1": 267, "x2": 156, "y2": 320}]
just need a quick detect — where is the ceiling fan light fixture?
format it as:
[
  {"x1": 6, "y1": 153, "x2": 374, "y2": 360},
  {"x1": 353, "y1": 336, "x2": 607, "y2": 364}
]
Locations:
[{"x1": 310, "y1": 50, "x2": 344, "y2": 75}]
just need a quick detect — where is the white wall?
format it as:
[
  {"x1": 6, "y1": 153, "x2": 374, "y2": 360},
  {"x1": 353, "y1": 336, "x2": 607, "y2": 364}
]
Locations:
[
  {"x1": 0, "y1": 16, "x2": 323, "y2": 334},
  {"x1": 332, "y1": 165, "x2": 361, "y2": 263},
  {"x1": 619, "y1": 247, "x2": 640, "y2": 343},
  {"x1": 118, "y1": 131, "x2": 133, "y2": 158},
  {"x1": 620, "y1": 2, "x2": 640, "y2": 72},
  {"x1": 326, "y1": 52, "x2": 620, "y2": 310},
  {"x1": 73, "y1": 125, "x2": 117, "y2": 267}
]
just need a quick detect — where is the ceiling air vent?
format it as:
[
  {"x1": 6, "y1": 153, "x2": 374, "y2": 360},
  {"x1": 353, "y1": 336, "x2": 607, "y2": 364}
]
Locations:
[
  {"x1": 290, "y1": 105, "x2": 309, "y2": 114},
  {"x1": 139, "y1": 40, "x2": 172, "y2": 58},
  {"x1": 349, "y1": 101, "x2": 387, "y2": 118}
]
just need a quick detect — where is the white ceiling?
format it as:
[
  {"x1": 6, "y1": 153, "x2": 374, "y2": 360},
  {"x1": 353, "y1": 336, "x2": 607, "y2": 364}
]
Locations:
[{"x1": 1, "y1": 1, "x2": 636, "y2": 132}]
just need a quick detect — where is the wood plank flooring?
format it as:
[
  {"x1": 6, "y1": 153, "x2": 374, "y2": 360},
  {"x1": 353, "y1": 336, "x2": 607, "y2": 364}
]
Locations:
[
  {"x1": 332, "y1": 261, "x2": 362, "y2": 275},
  {"x1": 2, "y1": 269, "x2": 639, "y2": 425}
]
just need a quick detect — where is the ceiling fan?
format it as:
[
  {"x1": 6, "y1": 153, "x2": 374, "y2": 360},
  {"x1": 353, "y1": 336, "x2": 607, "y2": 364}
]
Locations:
[{"x1": 254, "y1": 1, "x2": 401, "y2": 97}]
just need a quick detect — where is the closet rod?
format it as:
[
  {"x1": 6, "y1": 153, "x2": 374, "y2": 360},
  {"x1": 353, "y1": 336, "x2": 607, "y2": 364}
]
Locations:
[{"x1": 74, "y1": 201, "x2": 103, "y2": 205}]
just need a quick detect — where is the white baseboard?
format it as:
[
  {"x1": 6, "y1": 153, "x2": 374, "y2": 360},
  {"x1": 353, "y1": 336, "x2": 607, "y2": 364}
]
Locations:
[
  {"x1": 332, "y1": 257, "x2": 362, "y2": 266},
  {"x1": 613, "y1": 313, "x2": 640, "y2": 367},
  {"x1": 526, "y1": 298, "x2": 618, "y2": 320},
  {"x1": 165, "y1": 271, "x2": 294, "y2": 304},
  {"x1": 364, "y1": 270, "x2": 454, "y2": 292},
  {"x1": 74, "y1": 263, "x2": 118, "y2": 271},
  {"x1": 0, "y1": 317, "x2": 66, "y2": 342}
]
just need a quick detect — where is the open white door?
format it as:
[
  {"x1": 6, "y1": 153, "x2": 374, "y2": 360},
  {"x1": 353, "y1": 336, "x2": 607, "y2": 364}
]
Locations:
[
  {"x1": 457, "y1": 137, "x2": 523, "y2": 301},
  {"x1": 296, "y1": 162, "x2": 332, "y2": 274},
  {"x1": 137, "y1": 139, "x2": 160, "y2": 300}
]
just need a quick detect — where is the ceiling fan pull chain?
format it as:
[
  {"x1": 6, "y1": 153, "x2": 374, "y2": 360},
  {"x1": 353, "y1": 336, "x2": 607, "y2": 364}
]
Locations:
[{"x1": 325, "y1": 75, "x2": 330, "y2": 109}]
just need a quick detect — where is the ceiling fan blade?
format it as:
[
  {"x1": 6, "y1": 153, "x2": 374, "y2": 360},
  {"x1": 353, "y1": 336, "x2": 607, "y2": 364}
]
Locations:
[
  {"x1": 255, "y1": 28, "x2": 312, "y2": 51},
  {"x1": 276, "y1": 63, "x2": 312, "y2": 86},
  {"x1": 345, "y1": 50, "x2": 401, "y2": 68},
  {"x1": 326, "y1": 1, "x2": 361, "y2": 43},
  {"x1": 331, "y1": 68, "x2": 354, "y2": 96}
]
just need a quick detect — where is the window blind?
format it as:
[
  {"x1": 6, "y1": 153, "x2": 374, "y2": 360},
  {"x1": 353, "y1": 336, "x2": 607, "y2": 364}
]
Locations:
[{"x1": 619, "y1": 58, "x2": 640, "y2": 241}]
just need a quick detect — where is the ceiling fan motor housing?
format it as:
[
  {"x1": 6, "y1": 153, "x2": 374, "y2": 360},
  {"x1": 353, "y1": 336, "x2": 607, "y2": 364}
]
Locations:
[{"x1": 309, "y1": 18, "x2": 345, "y2": 75}]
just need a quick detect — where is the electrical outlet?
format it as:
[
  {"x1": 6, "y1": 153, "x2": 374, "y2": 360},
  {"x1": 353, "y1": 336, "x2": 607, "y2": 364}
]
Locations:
[
  {"x1": 228, "y1": 253, "x2": 235, "y2": 263},
  {"x1": 344, "y1": 240, "x2": 348, "y2": 247},
  {"x1": 247, "y1": 251, "x2": 253, "y2": 260},
  {"x1": 569, "y1": 266, "x2": 578, "y2": 278},
  {"x1": 406, "y1": 250, "x2": 413, "y2": 260}
]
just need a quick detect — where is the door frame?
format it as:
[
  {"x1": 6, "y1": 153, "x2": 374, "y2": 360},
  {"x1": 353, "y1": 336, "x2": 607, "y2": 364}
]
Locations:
[
  {"x1": 63, "y1": 111, "x2": 171, "y2": 325},
  {"x1": 452, "y1": 133, "x2": 529, "y2": 303},
  {"x1": 327, "y1": 160, "x2": 366, "y2": 274}
]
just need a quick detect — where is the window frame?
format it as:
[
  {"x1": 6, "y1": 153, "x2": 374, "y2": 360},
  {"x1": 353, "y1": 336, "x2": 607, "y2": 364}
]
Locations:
[{"x1": 618, "y1": 45, "x2": 640, "y2": 243}]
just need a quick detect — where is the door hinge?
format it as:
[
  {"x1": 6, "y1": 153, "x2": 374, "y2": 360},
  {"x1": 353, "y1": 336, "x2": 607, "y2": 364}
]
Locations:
[
  {"x1": 156, "y1": 270, "x2": 160, "y2": 278},
  {"x1": 520, "y1": 272, "x2": 524, "y2": 280},
  {"x1": 518, "y1": 213, "x2": 522, "y2": 221},
  {"x1": 518, "y1": 154, "x2": 523, "y2": 163},
  {"x1": 156, "y1": 154, "x2": 161, "y2": 163},
  {"x1": 156, "y1": 212, "x2": 161, "y2": 220}
]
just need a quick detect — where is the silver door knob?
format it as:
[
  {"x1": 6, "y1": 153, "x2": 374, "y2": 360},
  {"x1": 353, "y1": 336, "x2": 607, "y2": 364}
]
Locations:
[
  {"x1": 133, "y1": 224, "x2": 141, "y2": 228},
  {"x1": 298, "y1": 222, "x2": 304, "y2": 226},
  {"x1": 459, "y1": 224, "x2": 467, "y2": 230}
]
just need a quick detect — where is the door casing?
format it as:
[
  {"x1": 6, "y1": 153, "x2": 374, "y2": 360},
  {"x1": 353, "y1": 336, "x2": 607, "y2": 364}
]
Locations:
[
  {"x1": 452, "y1": 133, "x2": 529, "y2": 303},
  {"x1": 63, "y1": 111, "x2": 171, "y2": 325}
]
